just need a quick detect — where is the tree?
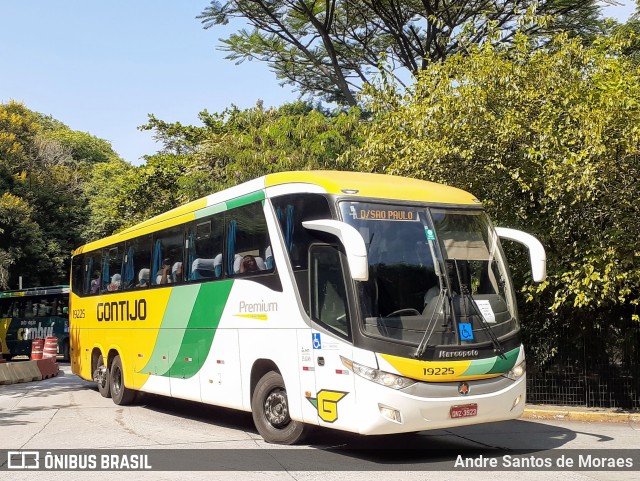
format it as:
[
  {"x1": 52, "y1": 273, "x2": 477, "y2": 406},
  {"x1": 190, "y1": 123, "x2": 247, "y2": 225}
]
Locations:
[
  {"x1": 199, "y1": 0, "x2": 608, "y2": 105},
  {"x1": 0, "y1": 193, "x2": 42, "y2": 289},
  {"x1": 350, "y1": 32, "x2": 640, "y2": 358},
  {"x1": 79, "y1": 157, "x2": 133, "y2": 240},
  {"x1": 0, "y1": 101, "x2": 125, "y2": 288},
  {"x1": 135, "y1": 101, "x2": 361, "y2": 219}
]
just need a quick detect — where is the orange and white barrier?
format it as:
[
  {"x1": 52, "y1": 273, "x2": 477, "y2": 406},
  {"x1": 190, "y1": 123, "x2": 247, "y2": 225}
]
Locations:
[
  {"x1": 31, "y1": 338, "x2": 44, "y2": 360},
  {"x1": 36, "y1": 359, "x2": 60, "y2": 379},
  {"x1": 43, "y1": 336, "x2": 58, "y2": 360}
]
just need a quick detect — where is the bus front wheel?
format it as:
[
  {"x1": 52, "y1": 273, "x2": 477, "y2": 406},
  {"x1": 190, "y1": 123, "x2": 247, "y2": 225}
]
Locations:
[
  {"x1": 251, "y1": 371, "x2": 306, "y2": 445},
  {"x1": 109, "y1": 355, "x2": 135, "y2": 405}
]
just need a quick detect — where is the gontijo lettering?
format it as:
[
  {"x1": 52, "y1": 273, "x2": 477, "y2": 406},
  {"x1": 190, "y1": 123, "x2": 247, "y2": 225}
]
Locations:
[{"x1": 97, "y1": 299, "x2": 147, "y2": 322}]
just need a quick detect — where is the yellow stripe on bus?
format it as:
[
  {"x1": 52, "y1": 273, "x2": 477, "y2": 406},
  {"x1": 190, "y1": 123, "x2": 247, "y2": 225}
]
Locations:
[
  {"x1": 233, "y1": 313, "x2": 269, "y2": 321},
  {"x1": 379, "y1": 353, "x2": 501, "y2": 382},
  {"x1": 266, "y1": 171, "x2": 478, "y2": 205}
]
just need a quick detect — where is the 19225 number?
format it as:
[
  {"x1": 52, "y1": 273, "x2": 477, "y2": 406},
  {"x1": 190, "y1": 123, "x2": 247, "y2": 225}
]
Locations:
[{"x1": 423, "y1": 367, "x2": 455, "y2": 376}]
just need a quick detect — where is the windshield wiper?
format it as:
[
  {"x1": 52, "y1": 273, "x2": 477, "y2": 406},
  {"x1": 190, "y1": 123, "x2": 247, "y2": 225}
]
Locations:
[
  {"x1": 452, "y1": 259, "x2": 506, "y2": 359},
  {"x1": 414, "y1": 286, "x2": 448, "y2": 358}
]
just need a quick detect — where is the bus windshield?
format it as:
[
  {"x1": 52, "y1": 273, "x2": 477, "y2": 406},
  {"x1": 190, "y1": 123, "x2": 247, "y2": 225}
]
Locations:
[{"x1": 339, "y1": 202, "x2": 518, "y2": 352}]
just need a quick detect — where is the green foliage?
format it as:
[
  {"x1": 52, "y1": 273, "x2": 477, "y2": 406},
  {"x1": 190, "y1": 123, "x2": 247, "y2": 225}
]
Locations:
[
  {"x1": 42, "y1": 129, "x2": 121, "y2": 165},
  {"x1": 0, "y1": 100, "x2": 40, "y2": 172},
  {"x1": 354, "y1": 32, "x2": 640, "y2": 358},
  {"x1": 81, "y1": 157, "x2": 135, "y2": 240},
  {"x1": 132, "y1": 101, "x2": 362, "y2": 219},
  {"x1": 113, "y1": 154, "x2": 189, "y2": 227},
  {"x1": 0, "y1": 192, "x2": 42, "y2": 288},
  {"x1": 0, "y1": 101, "x2": 124, "y2": 289}
]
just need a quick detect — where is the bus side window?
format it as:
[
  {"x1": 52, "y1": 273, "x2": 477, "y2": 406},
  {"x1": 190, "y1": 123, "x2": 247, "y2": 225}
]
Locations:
[
  {"x1": 83, "y1": 252, "x2": 102, "y2": 296},
  {"x1": 124, "y1": 234, "x2": 152, "y2": 290},
  {"x1": 102, "y1": 245, "x2": 124, "y2": 292},
  {"x1": 24, "y1": 300, "x2": 35, "y2": 319},
  {"x1": 227, "y1": 202, "x2": 271, "y2": 276},
  {"x1": 10, "y1": 300, "x2": 20, "y2": 317},
  {"x1": 271, "y1": 194, "x2": 332, "y2": 270},
  {"x1": 72, "y1": 254, "x2": 84, "y2": 296},
  {"x1": 309, "y1": 245, "x2": 351, "y2": 340},
  {"x1": 152, "y1": 225, "x2": 184, "y2": 286},
  {"x1": 271, "y1": 194, "x2": 332, "y2": 315},
  {"x1": 186, "y1": 217, "x2": 224, "y2": 282}
]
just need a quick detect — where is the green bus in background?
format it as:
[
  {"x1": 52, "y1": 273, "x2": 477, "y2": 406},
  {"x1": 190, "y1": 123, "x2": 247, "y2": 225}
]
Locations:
[{"x1": 0, "y1": 286, "x2": 70, "y2": 361}]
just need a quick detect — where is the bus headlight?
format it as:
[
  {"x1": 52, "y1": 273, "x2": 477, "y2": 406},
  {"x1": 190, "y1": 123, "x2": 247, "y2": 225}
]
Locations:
[
  {"x1": 504, "y1": 360, "x2": 526, "y2": 380},
  {"x1": 340, "y1": 356, "x2": 416, "y2": 390}
]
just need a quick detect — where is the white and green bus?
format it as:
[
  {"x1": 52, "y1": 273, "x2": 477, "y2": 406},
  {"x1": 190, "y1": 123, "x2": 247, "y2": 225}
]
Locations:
[{"x1": 70, "y1": 171, "x2": 545, "y2": 444}]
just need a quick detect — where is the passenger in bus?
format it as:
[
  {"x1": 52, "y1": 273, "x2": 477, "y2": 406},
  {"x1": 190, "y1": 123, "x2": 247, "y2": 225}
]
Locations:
[
  {"x1": 37, "y1": 300, "x2": 52, "y2": 316},
  {"x1": 157, "y1": 258, "x2": 173, "y2": 285},
  {"x1": 137, "y1": 268, "x2": 150, "y2": 288},
  {"x1": 90, "y1": 271, "x2": 101, "y2": 294},
  {"x1": 171, "y1": 262, "x2": 183, "y2": 283},
  {"x1": 239, "y1": 255, "x2": 260, "y2": 273},
  {"x1": 107, "y1": 273, "x2": 121, "y2": 291}
]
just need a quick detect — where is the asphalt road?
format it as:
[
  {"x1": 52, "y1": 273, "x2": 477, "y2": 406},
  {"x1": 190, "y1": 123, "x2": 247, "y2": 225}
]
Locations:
[{"x1": 1, "y1": 363, "x2": 639, "y2": 481}]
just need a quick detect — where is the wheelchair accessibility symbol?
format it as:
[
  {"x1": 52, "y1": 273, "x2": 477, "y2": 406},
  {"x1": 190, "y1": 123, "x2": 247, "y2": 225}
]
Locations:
[
  {"x1": 458, "y1": 323, "x2": 474, "y2": 341},
  {"x1": 312, "y1": 333, "x2": 322, "y2": 349}
]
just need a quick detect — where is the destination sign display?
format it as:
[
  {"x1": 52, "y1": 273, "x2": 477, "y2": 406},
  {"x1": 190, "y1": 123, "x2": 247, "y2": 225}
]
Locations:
[{"x1": 351, "y1": 207, "x2": 419, "y2": 222}]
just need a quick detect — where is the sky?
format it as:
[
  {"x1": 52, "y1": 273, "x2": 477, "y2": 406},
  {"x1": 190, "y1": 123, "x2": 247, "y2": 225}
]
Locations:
[{"x1": 0, "y1": 1, "x2": 637, "y2": 166}]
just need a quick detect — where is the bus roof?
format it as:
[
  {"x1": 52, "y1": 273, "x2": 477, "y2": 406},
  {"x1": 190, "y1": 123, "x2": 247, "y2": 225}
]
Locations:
[
  {"x1": 265, "y1": 171, "x2": 478, "y2": 203},
  {"x1": 73, "y1": 171, "x2": 480, "y2": 255},
  {"x1": 0, "y1": 285, "x2": 70, "y2": 298}
]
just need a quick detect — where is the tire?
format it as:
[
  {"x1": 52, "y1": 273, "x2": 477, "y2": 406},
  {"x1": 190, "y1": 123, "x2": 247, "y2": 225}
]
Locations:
[
  {"x1": 109, "y1": 355, "x2": 135, "y2": 405},
  {"x1": 96, "y1": 355, "x2": 111, "y2": 398},
  {"x1": 251, "y1": 371, "x2": 307, "y2": 445}
]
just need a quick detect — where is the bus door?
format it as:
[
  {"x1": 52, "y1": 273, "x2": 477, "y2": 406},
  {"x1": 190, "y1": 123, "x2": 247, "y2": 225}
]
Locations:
[{"x1": 308, "y1": 245, "x2": 356, "y2": 430}]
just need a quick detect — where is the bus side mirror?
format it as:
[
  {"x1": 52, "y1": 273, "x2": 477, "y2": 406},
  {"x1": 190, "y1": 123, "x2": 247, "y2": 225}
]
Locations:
[
  {"x1": 302, "y1": 219, "x2": 369, "y2": 281},
  {"x1": 495, "y1": 227, "x2": 547, "y2": 283}
]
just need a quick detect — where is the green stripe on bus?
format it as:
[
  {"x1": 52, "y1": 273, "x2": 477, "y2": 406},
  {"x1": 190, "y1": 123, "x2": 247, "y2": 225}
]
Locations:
[
  {"x1": 486, "y1": 346, "x2": 520, "y2": 374},
  {"x1": 460, "y1": 356, "x2": 498, "y2": 376},
  {"x1": 194, "y1": 203, "x2": 226, "y2": 220},
  {"x1": 459, "y1": 346, "x2": 520, "y2": 376},
  {"x1": 140, "y1": 285, "x2": 200, "y2": 375},
  {"x1": 226, "y1": 191, "x2": 265, "y2": 210},
  {"x1": 165, "y1": 280, "x2": 234, "y2": 379}
]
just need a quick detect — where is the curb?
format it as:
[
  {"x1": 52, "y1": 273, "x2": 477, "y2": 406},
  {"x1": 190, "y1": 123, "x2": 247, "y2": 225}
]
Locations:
[{"x1": 523, "y1": 408, "x2": 640, "y2": 423}]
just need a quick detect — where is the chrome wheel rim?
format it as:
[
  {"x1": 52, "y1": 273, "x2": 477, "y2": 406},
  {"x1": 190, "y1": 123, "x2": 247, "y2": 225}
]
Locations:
[
  {"x1": 264, "y1": 388, "x2": 289, "y2": 428},
  {"x1": 112, "y1": 367, "x2": 122, "y2": 396}
]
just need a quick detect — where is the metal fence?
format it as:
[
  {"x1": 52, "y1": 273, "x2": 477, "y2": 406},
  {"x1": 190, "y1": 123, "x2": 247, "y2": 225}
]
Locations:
[{"x1": 526, "y1": 322, "x2": 640, "y2": 409}]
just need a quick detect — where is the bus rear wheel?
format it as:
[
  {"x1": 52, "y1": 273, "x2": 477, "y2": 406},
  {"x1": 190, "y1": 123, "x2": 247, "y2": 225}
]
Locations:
[
  {"x1": 96, "y1": 355, "x2": 111, "y2": 398},
  {"x1": 109, "y1": 355, "x2": 135, "y2": 405},
  {"x1": 251, "y1": 371, "x2": 306, "y2": 445}
]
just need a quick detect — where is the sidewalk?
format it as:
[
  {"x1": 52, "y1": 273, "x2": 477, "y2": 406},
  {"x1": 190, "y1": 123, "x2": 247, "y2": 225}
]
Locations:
[{"x1": 523, "y1": 404, "x2": 640, "y2": 423}]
